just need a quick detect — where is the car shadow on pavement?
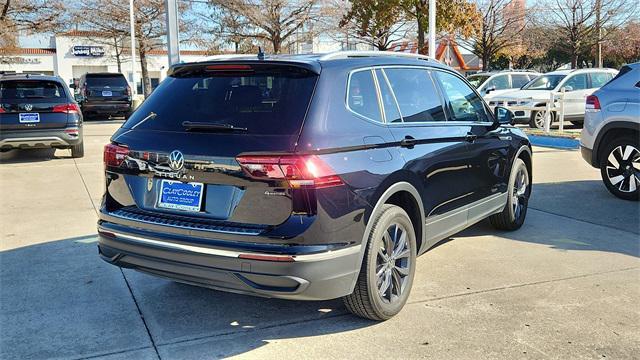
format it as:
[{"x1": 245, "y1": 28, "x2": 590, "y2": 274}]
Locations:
[
  {"x1": 457, "y1": 180, "x2": 639, "y2": 258},
  {"x1": 0, "y1": 148, "x2": 64, "y2": 163},
  {"x1": 0, "y1": 238, "x2": 375, "y2": 360}
]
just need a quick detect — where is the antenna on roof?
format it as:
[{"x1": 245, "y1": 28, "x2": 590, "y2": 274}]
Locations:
[{"x1": 257, "y1": 47, "x2": 265, "y2": 60}]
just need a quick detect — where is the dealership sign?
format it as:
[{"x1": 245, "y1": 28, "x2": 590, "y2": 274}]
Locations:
[
  {"x1": 72, "y1": 45, "x2": 105, "y2": 57},
  {"x1": 1, "y1": 57, "x2": 42, "y2": 64}
]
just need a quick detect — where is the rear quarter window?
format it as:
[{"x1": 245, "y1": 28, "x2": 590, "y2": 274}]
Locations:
[{"x1": 123, "y1": 65, "x2": 318, "y2": 135}]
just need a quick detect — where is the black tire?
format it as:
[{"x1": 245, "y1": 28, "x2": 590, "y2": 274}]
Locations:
[
  {"x1": 599, "y1": 135, "x2": 640, "y2": 201},
  {"x1": 70, "y1": 141, "x2": 84, "y2": 158},
  {"x1": 490, "y1": 158, "x2": 530, "y2": 230},
  {"x1": 529, "y1": 109, "x2": 554, "y2": 129},
  {"x1": 343, "y1": 204, "x2": 417, "y2": 321}
]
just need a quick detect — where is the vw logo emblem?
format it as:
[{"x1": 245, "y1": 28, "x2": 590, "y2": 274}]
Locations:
[
  {"x1": 24, "y1": 104, "x2": 33, "y2": 111},
  {"x1": 168, "y1": 150, "x2": 184, "y2": 171}
]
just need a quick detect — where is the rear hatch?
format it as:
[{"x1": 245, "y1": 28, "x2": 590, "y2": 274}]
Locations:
[
  {"x1": 84, "y1": 74, "x2": 130, "y2": 103},
  {"x1": 0, "y1": 79, "x2": 72, "y2": 130},
  {"x1": 104, "y1": 62, "x2": 322, "y2": 228}
]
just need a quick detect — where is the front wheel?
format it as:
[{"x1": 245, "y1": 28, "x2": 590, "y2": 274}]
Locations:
[
  {"x1": 490, "y1": 158, "x2": 531, "y2": 230},
  {"x1": 529, "y1": 109, "x2": 556, "y2": 129},
  {"x1": 599, "y1": 136, "x2": 640, "y2": 201},
  {"x1": 343, "y1": 204, "x2": 417, "y2": 321}
]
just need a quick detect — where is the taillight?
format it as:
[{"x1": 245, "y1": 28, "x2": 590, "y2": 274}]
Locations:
[
  {"x1": 236, "y1": 155, "x2": 344, "y2": 189},
  {"x1": 83, "y1": 88, "x2": 88, "y2": 97},
  {"x1": 0, "y1": 107, "x2": 5, "y2": 113},
  {"x1": 586, "y1": 95, "x2": 601, "y2": 111},
  {"x1": 126, "y1": 85, "x2": 131, "y2": 96},
  {"x1": 52, "y1": 103, "x2": 81, "y2": 114},
  {"x1": 104, "y1": 143, "x2": 129, "y2": 167}
]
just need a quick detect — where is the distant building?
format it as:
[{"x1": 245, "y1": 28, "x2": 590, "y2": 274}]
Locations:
[
  {"x1": 388, "y1": 37, "x2": 482, "y2": 75},
  {"x1": 0, "y1": 31, "x2": 212, "y2": 94}
]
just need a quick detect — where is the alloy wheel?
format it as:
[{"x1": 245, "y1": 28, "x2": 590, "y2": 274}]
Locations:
[
  {"x1": 512, "y1": 166, "x2": 529, "y2": 220},
  {"x1": 605, "y1": 145, "x2": 640, "y2": 193},
  {"x1": 533, "y1": 111, "x2": 547, "y2": 129},
  {"x1": 376, "y1": 223, "x2": 411, "y2": 303}
]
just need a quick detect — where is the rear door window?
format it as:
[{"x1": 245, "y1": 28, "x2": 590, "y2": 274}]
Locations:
[
  {"x1": 124, "y1": 65, "x2": 318, "y2": 135},
  {"x1": 590, "y1": 72, "x2": 614, "y2": 88},
  {"x1": 434, "y1": 71, "x2": 491, "y2": 123},
  {"x1": 384, "y1": 68, "x2": 446, "y2": 122},
  {"x1": 348, "y1": 70, "x2": 382, "y2": 122},
  {"x1": 0, "y1": 80, "x2": 66, "y2": 101}
]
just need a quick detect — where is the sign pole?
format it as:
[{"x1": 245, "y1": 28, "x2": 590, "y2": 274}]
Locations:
[{"x1": 129, "y1": 0, "x2": 137, "y2": 95}]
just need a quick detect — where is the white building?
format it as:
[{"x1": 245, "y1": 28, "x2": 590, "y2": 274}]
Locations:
[{"x1": 0, "y1": 31, "x2": 211, "y2": 94}]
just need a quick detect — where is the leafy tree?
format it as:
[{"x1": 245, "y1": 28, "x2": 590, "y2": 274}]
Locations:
[{"x1": 401, "y1": 0, "x2": 480, "y2": 54}]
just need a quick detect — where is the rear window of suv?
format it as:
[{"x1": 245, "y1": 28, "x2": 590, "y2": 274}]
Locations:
[
  {"x1": 0, "y1": 80, "x2": 66, "y2": 101},
  {"x1": 123, "y1": 64, "x2": 318, "y2": 135},
  {"x1": 86, "y1": 75, "x2": 128, "y2": 87}
]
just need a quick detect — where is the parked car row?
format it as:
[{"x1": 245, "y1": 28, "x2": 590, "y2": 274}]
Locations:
[
  {"x1": 0, "y1": 72, "x2": 133, "y2": 158},
  {"x1": 470, "y1": 68, "x2": 618, "y2": 129}
]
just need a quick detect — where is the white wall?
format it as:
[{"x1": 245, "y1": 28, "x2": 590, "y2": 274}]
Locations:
[{"x1": 0, "y1": 54, "x2": 55, "y2": 75}]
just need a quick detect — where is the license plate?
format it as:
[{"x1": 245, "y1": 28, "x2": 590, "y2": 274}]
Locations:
[
  {"x1": 158, "y1": 180, "x2": 204, "y2": 212},
  {"x1": 102, "y1": 90, "x2": 113, "y2": 97},
  {"x1": 19, "y1": 113, "x2": 40, "y2": 123}
]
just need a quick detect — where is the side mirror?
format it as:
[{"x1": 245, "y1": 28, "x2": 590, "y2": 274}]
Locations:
[
  {"x1": 485, "y1": 85, "x2": 496, "y2": 94},
  {"x1": 494, "y1": 106, "x2": 515, "y2": 125},
  {"x1": 69, "y1": 83, "x2": 76, "y2": 89},
  {"x1": 562, "y1": 85, "x2": 573, "y2": 92}
]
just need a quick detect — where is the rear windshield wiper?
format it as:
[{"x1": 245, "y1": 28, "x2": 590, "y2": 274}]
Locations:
[{"x1": 182, "y1": 121, "x2": 247, "y2": 132}]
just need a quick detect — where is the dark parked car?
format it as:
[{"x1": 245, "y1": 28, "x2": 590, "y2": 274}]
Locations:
[
  {"x1": 97, "y1": 52, "x2": 532, "y2": 320},
  {"x1": 75, "y1": 72, "x2": 132, "y2": 119},
  {"x1": 0, "y1": 74, "x2": 84, "y2": 157}
]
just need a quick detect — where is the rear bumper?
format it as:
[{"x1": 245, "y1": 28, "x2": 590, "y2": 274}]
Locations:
[
  {"x1": 97, "y1": 221, "x2": 362, "y2": 301},
  {"x1": 0, "y1": 128, "x2": 82, "y2": 150},
  {"x1": 82, "y1": 102, "x2": 131, "y2": 114}
]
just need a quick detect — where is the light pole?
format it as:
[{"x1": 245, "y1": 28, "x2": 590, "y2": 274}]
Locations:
[
  {"x1": 129, "y1": 0, "x2": 137, "y2": 95},
  {"x1": 166, "y1": 0, "x2": 181, "y2": 66},
  {"x1": 428, "y1": 0, "x2": 436, "y2": 58}
]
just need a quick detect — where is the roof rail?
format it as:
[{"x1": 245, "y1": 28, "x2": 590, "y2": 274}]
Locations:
[{"x1": 319, "y1": 51, "x2": 435, "y2": 62}]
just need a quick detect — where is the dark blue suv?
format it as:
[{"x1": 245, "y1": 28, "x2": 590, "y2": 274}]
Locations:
[{"x1": 98, "y1": 52, "x2": 532, "y2": 320}]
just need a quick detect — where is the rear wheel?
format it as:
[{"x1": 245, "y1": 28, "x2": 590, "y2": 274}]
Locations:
[
  {"x1": 599, "y1": 136, "x2": 640, "y2": 201},
  {"x1": 343, "y1": 204, "x2": 417, "y2": 321},
  {"x1": 490, "y1": 158, "x2": 530, "y2": 230},
  {"x1": 70, "y1": 141, "x2": 84, "y2": 158}
]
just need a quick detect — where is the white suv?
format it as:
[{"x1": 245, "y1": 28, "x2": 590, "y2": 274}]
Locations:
[
  {"x1": 489, "y1": 68, "x2": 618, "y2": 128},
  {"x1": 467, "y1": 71, "x2": 540, "y2": 100},
  {"x1": 581, "y1": 63, "x2": 639, "y2": 201}
]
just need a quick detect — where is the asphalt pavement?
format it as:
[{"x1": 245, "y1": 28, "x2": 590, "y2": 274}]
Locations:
[{"x1": 0, "y1": 121, "x2": 638, "y2": 359}]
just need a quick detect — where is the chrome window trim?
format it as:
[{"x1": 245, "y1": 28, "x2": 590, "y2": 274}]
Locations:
[
  {"x1": 370, "y1": 69, "x2": 386, "y2": 122},
  {"x1": 378, "y1": 68, "x2": 404, "y2": 124}
]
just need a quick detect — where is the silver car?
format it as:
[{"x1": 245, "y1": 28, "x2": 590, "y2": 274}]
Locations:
[{"x1": 581, "y1": 62, "x2": 640, "y2": 200}]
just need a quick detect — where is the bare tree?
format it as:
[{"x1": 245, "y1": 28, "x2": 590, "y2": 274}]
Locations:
[
  {"x1": 207, "y1": 0, "x2": 317, "y2": 54},
  {"x1": 1, "y1": 0, "x2": 67, "y2": 62},
  {"x1": 459, "y1": 0, "x2": 527, "y2": 71},
  {"x1": 542, "y1": 0, "x2": 637, "y2": 68}
]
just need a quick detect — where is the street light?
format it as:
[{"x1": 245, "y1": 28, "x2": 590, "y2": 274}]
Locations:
[{"x1": 428, "y1": 0, "x2": 436, "y2": 58}]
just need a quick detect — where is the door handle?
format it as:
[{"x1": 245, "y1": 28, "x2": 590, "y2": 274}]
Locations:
[
  {"x1": 465, "y1": 133, "x2": 478, "y2": 143},
  {"x1": 400, "y1": 136, "x2": 417, "y2": 148}
]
